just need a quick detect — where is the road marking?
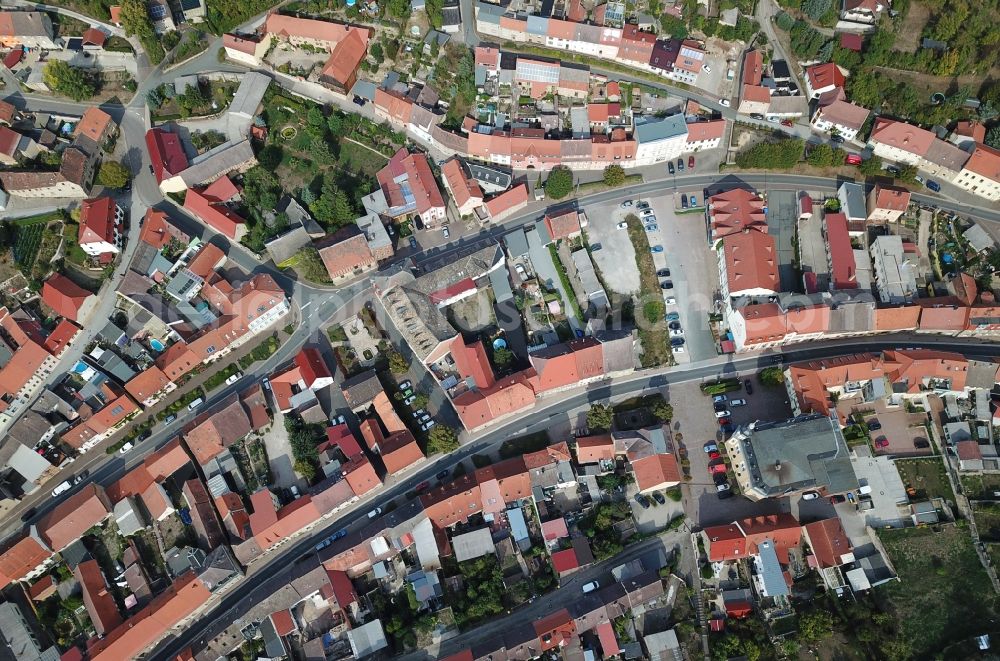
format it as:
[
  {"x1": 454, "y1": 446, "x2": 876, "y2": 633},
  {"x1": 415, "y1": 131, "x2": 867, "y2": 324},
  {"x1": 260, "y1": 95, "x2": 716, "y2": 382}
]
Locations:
[{"x1": 300, "y1": 302, "x2": 312, "y2": 311}]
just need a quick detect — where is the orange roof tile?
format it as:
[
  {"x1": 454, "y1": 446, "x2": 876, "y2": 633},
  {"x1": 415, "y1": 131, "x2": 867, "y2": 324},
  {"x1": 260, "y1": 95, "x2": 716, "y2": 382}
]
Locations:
[
  {"x1": 0, "y1": 535, "x2": 52, "y2": 589},
  {"x1": 575, "y1": 434, "x2": 615, "y2": 464},
  {"x1": 39, "y1": 484, "x2": 111, "y2": 551},
  {"x1": 75, "y1": 559, "x2": 122, "y2": 635},
  {"x1": 874, "y1": 305, "x2": 921, "y2": 330},
  {"x1": 723, "y1": 230, "x2": 779, "y2": 294},
  {"x1": 380, "y1": 430, "x2": 424, "y2": 475},
  {"x1": 442, "y1": 159, "x2": 484, "y2": 211},
  {"x1": 43, "y1": 318, "x2": 80, "y2": 355},
  {"x1": 451, "y1": 336, "x2": 495, "y2": 389},
  {"x1": 963, "y1": 144, "x2": 1000, "y2": 183},
  {"x1": 155, "y1": 341, "x2": 199, "y2": 381},
  {"x1": 543, "y1": 209, "x2": 581, "y2": 241},
  {"x1": 124, "y1": 366, "x2": 172, "y2": 404},
  {"x1": 41, "y1": 274, "x2": 93, "y2": 321},
  {"x1": 75, "y1": 107, "x2": 114, "y2": 145},
  {"x1": 802, "y1": 518, "x2": 851, "y2": 568},
  {"x1": 870, "y1": 118, "x2": 936, "y2": 157},
  {"x1": 631, "y1": 453, "x2": 680, "y2": 491}
]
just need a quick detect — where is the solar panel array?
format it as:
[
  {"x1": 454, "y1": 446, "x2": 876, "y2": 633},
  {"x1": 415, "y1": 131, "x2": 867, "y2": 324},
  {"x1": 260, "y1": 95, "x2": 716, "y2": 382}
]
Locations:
[{"x1": 515, "y1": 60, "x2": 559, "y2": 83}]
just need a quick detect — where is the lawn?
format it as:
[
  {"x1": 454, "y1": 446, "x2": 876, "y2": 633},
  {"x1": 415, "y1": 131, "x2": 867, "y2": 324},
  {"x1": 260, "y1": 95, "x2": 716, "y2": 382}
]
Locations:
[
  {"x1": 894, "y1": 457, "x2": 954, "y2": 501},
  {"x1": 974, "y1": 503, "x2": 1000, "y2": 543},
  {"x1": 338, "y1": 140, "x2": 389, "y2": 176},
  {"x1": 625, "y1": 214, "x2": 671, "y2": 368},
  {"x1": 877, "y1": 523, "x2": 998, "y2": 658},
  {"x1": 962, "y1": 474, "x2": 1000, "y2": 500},
  {"x1": 203, "y1": 364, "x2": 241, "y2": 392}
]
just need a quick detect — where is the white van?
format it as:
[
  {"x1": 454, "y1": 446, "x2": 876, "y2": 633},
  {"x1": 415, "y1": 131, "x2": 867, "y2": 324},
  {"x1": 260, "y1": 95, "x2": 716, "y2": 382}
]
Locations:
[
  {"x1": 187, "y1": 397, "x2": 204, "y2": 411},
  {"x1": 582, "y1": 581, "x2": 600, "y2": 594},
  {"x1": 51, "y1": 480, "x2": 71, "y2": 498}
]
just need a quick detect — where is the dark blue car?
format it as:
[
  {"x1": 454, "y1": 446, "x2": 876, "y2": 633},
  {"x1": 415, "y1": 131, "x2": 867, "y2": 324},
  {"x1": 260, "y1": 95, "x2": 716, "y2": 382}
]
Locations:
[{"x1": 926, "y1": 180, "x2": 941, "y2": 192}]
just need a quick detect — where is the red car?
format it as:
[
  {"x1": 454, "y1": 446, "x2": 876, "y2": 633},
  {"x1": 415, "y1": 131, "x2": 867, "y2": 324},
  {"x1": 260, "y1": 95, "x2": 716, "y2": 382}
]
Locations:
[
  {"x1": 708, "y1": 451, "x2": 721, "y2": 461},
  {"x1": 845, "y1": 154, "x2": 863, "y2": 166},
  {"x1": 874, "y1": 437, "x2": 889, "y2": 449},
  {"x1": 688, "y1": 155, "x2": 695, "y2": 169},
  {"x1": 709, "y1": 463, "x2": 728, "y2": 475},
  {"x1": 717, "y1": 417, "x2": 731, "y2": 426},
  {"x1": 780, "y1": 119, "x2": 794, "y2": 127}
]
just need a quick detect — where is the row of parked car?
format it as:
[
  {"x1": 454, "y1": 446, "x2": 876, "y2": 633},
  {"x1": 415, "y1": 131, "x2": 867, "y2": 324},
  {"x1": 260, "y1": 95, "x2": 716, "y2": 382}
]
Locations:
[{"x1": 398, "y1": 380, "x2": 436, "y2": 432}]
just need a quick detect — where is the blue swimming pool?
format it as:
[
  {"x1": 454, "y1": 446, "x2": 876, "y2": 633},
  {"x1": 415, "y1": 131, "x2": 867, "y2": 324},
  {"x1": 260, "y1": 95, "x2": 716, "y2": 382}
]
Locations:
[{"x1": 149, "y1": 338, "x2": 165, "y2": 351}]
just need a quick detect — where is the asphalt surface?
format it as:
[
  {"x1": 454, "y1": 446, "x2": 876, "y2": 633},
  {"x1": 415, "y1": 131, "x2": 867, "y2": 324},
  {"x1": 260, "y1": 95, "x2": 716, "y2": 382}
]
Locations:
[{"x1": 148, "y1": 335, "x2": 1000, "y2": 660}]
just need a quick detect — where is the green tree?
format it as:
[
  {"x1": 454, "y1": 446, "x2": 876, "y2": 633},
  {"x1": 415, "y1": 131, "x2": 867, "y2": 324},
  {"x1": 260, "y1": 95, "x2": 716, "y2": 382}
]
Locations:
[
  {"x1": 587, "y1": 403, "x2": 614, "y2": 431},
  {"x1": 807, "y1": 143, "x2": 836, "y2": 167},
  {"x1": 257, "y1": 145, "x2": 283, "y2": 170},
  {"x1": 386, "y1": 0, "x2": 409, "y2": 17},
  {"x1": 492, "y1": 347, "x2": 515, "y2": 369},
  {"x1": 119, "y1": 0, "x2": 164, "y2": 63},
  {"x1": 734, "y1": 139, "x2": 804, "y2": 169},
  {"x1": 603, "y1": 164, "x2": 626, "y2": 187},
  {"x1": 97, "y1": 161, "x2": 130, "y2": 189},
  {"x1": 798, "y1": 610, "x2": 834, "y2": 642},
  {"x1": 986, "y1": 126, "x2": 1000, "y2": 149},
  {"x1": 758, "y1": 366, "x2": 784, "y2": 386},
  {"x1": 651, "y1": 399, "x2": 673, "y2": 422},
  {"x1": 859, "y1": 154, "x2": 883, "y2": 176},
  {"x1": 388, "y1": 348, "x2": 409, "y2": 374},
  {"x1": 294, "y1": 459, "x2": 317, "y2": 481},
  {"x1": 544, "y1": 166, "x2": 574, "y2": 199},
  {"x1": 427, "y1": 425, "x2": 460, "y2": 454},
  {"x1": 659, "y1": 14, "x2": 688, "y2": 38},
  {"x1": 43, "y1": 61, "x2": 95, "y2": 101}
]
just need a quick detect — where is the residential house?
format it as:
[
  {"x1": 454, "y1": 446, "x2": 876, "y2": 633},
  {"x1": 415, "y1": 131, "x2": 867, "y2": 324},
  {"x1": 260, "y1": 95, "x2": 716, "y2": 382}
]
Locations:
[
  {"x1": 259, "y1": 14, "x2": 371, "y2": 93},
  {"x1": 953, "y1": 145, "x2": 1000, "y2": 202},
  {"x1": 0, "y1": 11, "x2": 58, "y2": 49},
  {"x1": 38, "y1": 484, "x2": 112, "y2": 552},
  {"x1": 78, "y1": 196, "x2": 124, "y2": 257},
  {"x1": 824, "y1": 212, "x2": 859, "y2": 290},
  {"x1": 0, "y1": 534, "x2": 53, "y2": 589},
  {"x1": 376, "y1": 148, "x2": 447, "y2": 226},
  {"x1": 707, "y1": 188, "x2": 767, "y2": 240},
  {"x1": 866, "y1": 185, "x2": 910, "y2": 223},
  {"x1": 184, "y1": 184, "x2": 247, "y2": 241},
  {"x1": 543, "y1": 209, "x2": 583, "y2": 242},
  {"x1": 0, "y1": 170, "x2": 90, "y2": 198},
  {"x1": 41, "y1": 274, "x2": 96, "y2": 322},
  {"x1": 74, "y1": 107, "x2": 117, "y2": 153},
  {"x1": 317, "y1": 226, "x2": 378, "y2": 282},
  {"x1": 810, "y1": 97, "x2": 869, "y2": 141},
  {"x1": 803, "y1": 63, "x2": 845, "y2": 99},
  {"x1": 442, "y1": 158, "x2": 485, "y2": 217},
  {"x1": 75, "y1": 559, "x2": 122, "y2": 635},
  {"x1": 720, "y1": 230, "x2": 780, "y2": 300},
  {"x1": 841, "y1": 0, "x2": 884, "y2": 24},
  {"x1": 633, "y1": 114, "x2": 689, "y2": 166},
  {"x1": 870, "y1": 235, "x2": 918, "y2": 304},
  {"x1": 0, "y1": 308, "x2": 62, "y2": 430}
]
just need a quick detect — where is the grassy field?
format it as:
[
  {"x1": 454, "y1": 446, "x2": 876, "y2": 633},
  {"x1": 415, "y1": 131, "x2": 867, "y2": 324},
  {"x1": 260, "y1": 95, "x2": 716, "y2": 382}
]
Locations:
[
  {"x1": 625, "y1": 214, "x2": 671, "y2": 368},
  {"x1": 877, "y1": 523, "x2": 997, "y2": 658},
  {"x1": 895, "y1": 457, "x2": 954, "y2": 500},
  {"x1": 974, "y1": 503, "x2": 1000, "y2": 542},
  {"x1": 338, "y1": 140, "x2": 389, "y2": 177},
  {"x1": 962, "y1": 474, "x2": 1000, "y2": 500}
]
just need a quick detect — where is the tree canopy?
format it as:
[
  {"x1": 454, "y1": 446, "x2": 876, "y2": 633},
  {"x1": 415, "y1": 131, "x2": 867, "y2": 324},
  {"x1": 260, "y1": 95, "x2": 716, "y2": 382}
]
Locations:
[
  {"x1": 544, "y1": 166, "x2": 574, "y2": 199},
  {"x1": 427, "y1": 425, "x2": 459, "y2": 454},
  {"x1": 43, "y1": 61, "x2": 96, "y2": 101},
  {"x1": 97, "y1": 161, "x2": 130, "y2": 189},
  {"x1": 603, "y1": 164, "x2": 627, "y2": 187},
  {"x1": 119, "y1": 0, "x2": 164, "y2": 63}
]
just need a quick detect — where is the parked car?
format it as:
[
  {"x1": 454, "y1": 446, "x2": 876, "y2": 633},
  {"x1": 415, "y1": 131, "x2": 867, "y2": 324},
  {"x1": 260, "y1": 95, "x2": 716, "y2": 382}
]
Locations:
[
  {"x1": 749, "y1": 112, "x2": 765, "y2": 120},
  {"x1": 874, "y1": 436, "x2": 889, "y2": 448},
  {"x1": 401, "y1": 388, "x2": 413, "y2": 398},
  {"x1": 644, "y1": 216, "x2": 657, "y2": 224},
  {"x1": 652, "y1": 491, "x2": 666, "y2": 505},
  {"x1": 641, "y1": 209, "x2": 655, "y2": 217},
  {"x1": 688, "y1": 155, "x2": 695, "y2": 169},
  {"x1": 419, "y1": 413, "x2": 431, "y2": 423},
  {"x1": 20, "y1": 508, "x2": 36, "y2": 522},
  {"x1": 830, "y1": 494, "x2": 847, "y2": 504},
  {"x1": 720, "y1": 423, "x2": 736, "y2": 434},
  {"x1": 422, "y1": 420, "x2": 436, "y2": 431},
  {"x1": 670, "y1": 337, "x2": 685, "y2": 347},
  {"x1": 409, "y1": 237, "x2": 418, "y2": 250},
  {"x1": 867, "y1": 419, "x2": 882, "y2": 430},
  {"x1": 781, "y1": 119, "x2": 794, "y2": 127},
  {"x1": 616, "y1": 221, "x2": 629, "y2": 230},
  {"x1": 714, "y1": 410, "x2": 731, "y2": 419},
  {"x1": 927, "y1": 179, "x2": 941, "y2": 192},
  {"x1": 712, "y1": 394, "x2": 727, "y2": 403},
  {"x1": 677, "y1": 158, "x2": 684, "y2": 171},
  {"x1": 708, "y1": 451, "x2": 721, "y2": 461},
  {"x1": 412, "y1": 409, "x2": 425, "y2": 418},
  {"x1": 674, "y1": 346, "x2": 685, "y2": 353},
  {"x1": 717, "y1": 417, "x2": 731, "y2": 426},
  {"x1": 661, "y1": 281, "x2": 673, "y2": 289},
  {"x1": 645, "y1": 224, "x2": 658, "y2": 232},
  {"x1": 665, "y1": 296, "x2": 676, "y2": 305},
  {"x1": 164, "y1": 414, "x2": 177, "y2": 425},
  {"x1": 668, "y1": 321, "x2": 681, "y2": 330},
  {"x1": 51, "y1": 480, "x2": 71, "y2": 498},
  {"x1": 689, "y1": 195, "x2": 697, "y2": 207},
  {"x1": 187, "y1": 397, "x2": 203, "y2": 411},
  {"x1": 666, "y1": 312, "x2": 680, "y2": 321},
  {"x1": 886, "y1": 165, "x2": 902, "y2": 176},
  {"x1": 225, "y1": 372, "x2": 241, "y2": 385},
  {"x1": 657, "y1": 268, "x2": 671, "y2": 277},
  {"x1": 709, "y1": 463, "x2": 728, "y2": 475},
  {"x1": 637, "y1": 202, "x2": 650, "y2": 210},
  {"x1": 703, "y1": 442, "x2": 718, "y2": 453},
  {"x1": 399, "y1": 380, "x2": 412, "y2": 390},
  {"x1": 845, "y1": 153, "x2": 862, "y2": 165},
  {"x1": 414, "y1": 481, "x2": 431, "y2": 493},
  {"x1": 681, "y1": 195, "x2": 689, "y2": 209},
  {"x1": 443, "y1": 226, "x2": 450, "y2": 238},
  {"x1": 802, "y1": 491, "x2": 820, "y2": 501},
  {"x1": 591, "y1": 243, "x2": 602, "y2": 251},
  {"x1": 119, "y1": 442, "x2": 134, "y2": 454},
  {"x1": 334, "y1": 414, "x2": 346, "y2": 425},
  {"x1": 620, "y1": 200, "x2": 634, "y2": 208},
  {"x1": 744, "y1": 379, "x2": 753, "y2": 395},
  {"x1": 634, "y1": 493, "x2": 651, "y2": 509},
  {"x1": 353, "y1": 95, "x2": 366, "y2": 106},
  {"x1": 729, "y1": 398, "x2": 747, "y2": 407},
  {"x1": 831, "y1": 134, "x2": 845, "y2": 143},
  {"x1": 582, "y1": 581, "x2": 600, "y2": 593},
  {"x1": 651, "y1": 245, "x2": 664, "y2": 253},
  {"x1": 667, "y1": 162, "x2": 675, "y2": 174},
  {"x1": 718, "y1": 488, "x2": 734, "y2": 499},
  {"x1": 404, "y1": 395, "x2": 417, "y2": 406},
  {"x1": 367, "y1": 507, "x2": 383, "y2": 518},
  {"x1": 670, "y1": 329, "x2": 684, "y2": 337},
  {"x1": 766, "y1": 116, "x2": 780, "y2": 123},
  {"x1": 436, "y1": 469, "x2": 451, "y2": 480},
  {"x1": 713, "y1": 401, "x2": 727, "y2": 412},
  {"x1": 703, "y1": 64, "x2": 712, "y2": 73}
]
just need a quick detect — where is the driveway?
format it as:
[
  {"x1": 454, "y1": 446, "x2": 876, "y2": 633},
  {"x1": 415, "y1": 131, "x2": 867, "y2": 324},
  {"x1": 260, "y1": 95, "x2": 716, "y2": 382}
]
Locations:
[
  {"x1": 798, "y1": 208, "x2": 829, "y2": 291},
  {"x1": 260, "y1": 408, "x2": 300, "y2": 490}
]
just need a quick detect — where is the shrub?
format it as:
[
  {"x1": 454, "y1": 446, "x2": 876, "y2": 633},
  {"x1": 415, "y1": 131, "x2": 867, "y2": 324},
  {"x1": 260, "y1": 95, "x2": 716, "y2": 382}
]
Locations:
[
  {"x1": 734, "y1": 139, "x2": 804, "y2": 170},
  {"x1": 544, "y1": 166, "x2": 574, "y2": 199},
  {"x1": 602, "y1": 164, "x2": 626, "y2": 187}
]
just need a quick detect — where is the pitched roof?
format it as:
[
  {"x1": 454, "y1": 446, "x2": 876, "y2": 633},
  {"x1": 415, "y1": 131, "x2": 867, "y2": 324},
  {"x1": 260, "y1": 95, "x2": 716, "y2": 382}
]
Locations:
[
  {"x1": 815, "y1": 99, "x2": 869, "y2": 130},
  {"x1": 317, "y1": 226, "x2": 375, "y2": 279},
  {"x1": 380, "y1": 430, "x2": 425, "y2": 474},
  {"x1": 43, "y1": 318, "x2": 79, "y2": 355},
  {"x1": 543, "y1": 209, "x2": 581, "y2": 241},
  {"x1": 41, "y1": 274, "x2": 92, "y2": 321},
  {"x1": 155, "y1": 341, "x2": 200, "y2": 381},
  {"x1": 704, "y1": 513, "x2": 801, "y2": 563},
  {"x1": 723, "y1": 230, "x2": 779, "y2": 294},
  {"x1": 631, "y1": 453, "x2": 680, "y2": 491},
  {"x1": 450, "y1": 336, "x2": 495, "y2": 388},
  {"x1": 805, "y1": 62, "x2": 845, "y2": 91},
  {"x1": 124, "y1": 366, "x2": 172, "y2": 403},
  {"x1": 825, "y1": 212, "x2": 858, "y2": 290},
  {"x1": 551, "y1": 548, "x2": 579, "y2": 573},
  {"x1": 76, "y1": 107, "x2": 113, "y2": 144},
  {"x1": 184, "y1": 188, "x2": 246, "y2": 239},
  {"x1": 870, "y1": 118, "x2": 935, "y2": 157},
  {"x1": 183, "y1": 394, "x2": 252, "y2": 464},
  {"x1": 321, "y1": 28, "x2": 369, "y2": 86},
  {"x1": 75, "y1": 559, "x2": 122, "y2": 635},
  {"x1": 963, "y1": 144, "x2": 1000, "y2": 183},
  {"x1": 145, "y1": 128, "x2": 189, "y2": 182},
  {"x1": 743, "y1": 49, "x2": 763, "y2": 86},
  {"x1": 0, "y1": 535, "x2": 52, "y2": 589},
  {"x1": 442, "y1": 159, "x2": 484, "y2": 210},
  {"x1": 79, "y1": 196, "x2": 117, "y2": 247},
  {"x1": 529, "y1": 337, "x2": 604, "y2": 391},
  {"x1": 38, "y1": 484, "x2": 110, "y2": 551},
  {"x1": 709, "y1": 188, "x2": 767, "y2": 238},
  {"x1": 802, "y1": 518, "x2": 851, "y2": 568},
  {"x1": 575, "y1": 434, "x2": 615, "y2": 464},
  {"x1": 872, "y1": 185, "x2": 911, "y2": 212}
]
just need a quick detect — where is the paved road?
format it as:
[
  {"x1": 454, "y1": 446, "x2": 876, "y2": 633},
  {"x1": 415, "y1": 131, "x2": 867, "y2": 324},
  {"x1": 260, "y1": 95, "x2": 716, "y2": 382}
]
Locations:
[{"x1": 148, "y1": 335, "x2": 1000, "y2": 660}]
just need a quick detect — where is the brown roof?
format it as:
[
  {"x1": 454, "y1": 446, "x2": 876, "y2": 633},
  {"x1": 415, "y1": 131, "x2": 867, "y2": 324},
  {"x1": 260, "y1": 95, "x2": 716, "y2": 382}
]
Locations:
[
  {"x1": 320, "y1": 28, "x2": 368, "y2": 86},
  {"x1": 963, "y1": 144, "x2": 1000, "y2": 183},
  {"x1": 723, "y1": 230, "x2": 780, "y2": 294},
  {"x1": 124, "y1": 366, "x2": 172, "y2": 403},
  {"x1": 631, "y1": 453, "x2": 680, "y2": 491},
  {"x1": 802, "y1": 518, "x2": 851, "y2": 568},
  {"x1": 155, "y1": 341, "x2": 199, "y2": 381},
  {"x1": 0, "y1": 170, "x2": 69, "y2": 191},
  {"x1": 182, "y1": 394, "x2": 252, "y2": 464},
  {"x1": 0, "y1": 535, "x2": 52, "y2": 589},
  {"x1": 41, "y1": 274, "x2": 93, "y2": 321},
  {"x1": 380, "y1": 430, "x2": 425, "y2": 474},
  {"x1": 59, "y1": 146, "x2": 92, "y2": 186},
  {"x1": 39, "y1": 484, "x2": 111, "y2": 551},
  {"x1": 815, "y1": 99, "x2": 870, "y2": 131},
  {"x1": 75, "y1": 107, "x2": 113, "y2": 144},
  {"x1": 317, "y1": 226, "x2": 375, "y2": 279},
  {"x1": 543, "y1": 209, "x2": 581, "y2": 241},
  {"x1": 870, "y1": 118, "x2": 935, "y2": 157},
  {"x1": 75, "y1": 559, "x2": 122, "y2": 635}
]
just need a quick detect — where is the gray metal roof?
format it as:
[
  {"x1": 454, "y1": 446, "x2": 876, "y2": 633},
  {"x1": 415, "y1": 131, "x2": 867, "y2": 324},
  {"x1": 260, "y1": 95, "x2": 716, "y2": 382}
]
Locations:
[
  {"x1": 180, "y1": 139, "x2": 256, "y2": 187},
  {"x1": 755, "y1": 539, "x2": 789, "y2": 596},
  {"x1": 526, "y1": 14, "x2": 549, "y2": 35},
  {"x1": 489, "y1": 266, "x2": 514, "y2": 302},
  {"x1": 264, "y1": 225, "x2": 312, "y2": 265},
  {"x1": 504, "y1": 229, "x2": 529, "y2": 257},
  {"x1": 635, "y1": 114, "x2": 688, "y2": 144},
  {"x1": 453, "y1": 527, "x2": 495, "y2": 562}
]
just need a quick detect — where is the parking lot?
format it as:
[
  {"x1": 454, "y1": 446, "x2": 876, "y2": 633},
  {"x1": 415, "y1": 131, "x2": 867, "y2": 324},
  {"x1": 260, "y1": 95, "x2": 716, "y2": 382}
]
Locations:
[
  {"x1": 853, "y1": 400, "x2": 932, "y2": 457},
  {"x1": 585, "y1": 202, "x2": 641, "y2": 296},
  {"x1": 666, "y1": 373, "x2": 793, "y2": 526}
]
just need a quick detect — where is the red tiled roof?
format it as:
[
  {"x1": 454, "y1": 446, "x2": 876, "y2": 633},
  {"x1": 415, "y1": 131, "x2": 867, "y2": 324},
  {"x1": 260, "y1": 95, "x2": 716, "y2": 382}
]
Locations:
[
  {"x1": 825, "y1": 212, "x2": 858, "y2": 290},
  {"x1": 575, "y1": 434, "x2": 615, "y2": 464},
  {"x1": 704, "y1": 513, "x2": 801, "y2": 563},
  {"x1": 551, "y1": 548, "x2": 579, "y2": 573},
  {"x1": 709, "y1": 188, "x2": 767, "y2": 238},
  {"x1": 270, "y1": 609, "x2": 296, "y2": 637},
  {"x1": 377, "y1": 148, "x2": 445, "y2": 215},
  {"x1": 450, "y1": 336, "x2": 495, "y2": 389},
  {"x1": 124, "y1": 366, "x2": 172, "y2": 404},
  {"x1": 870, "y1": 118, "x2": 936, "y2": 157},
  {"x1": 145, "y1": 128, "x2": 189, "y2": 183},
  {"x1": 0, "y1": 535, "x2": 52, "y2": 589},
  {"x1": 43, "y1": 319, "x2": 79, "y2": 355},
  {"x1": 530, "y1": 337, "x2": 603, "y2": 392},
  {"x1": 76, "y1": 107, "x2": 113, "y2": 145},
  {"x1": 185, "y1": 188, "x2": 246, "y2": 239},
  {"x1": 743, "y1": 49, "x2": 763, "y2": 86},
  {"x1": 723, "y1": 230, "x2": 779, "y2": 295},
  {"x1": 543, "y1": 209, "x2": 581, "y2": 241},
  {"x1": 79, "y1": 196, "x2": 117, "y2": 248},
  {"x1": 41, "y1": 274, "x2": 92, "y2": 321},
  {"x1": 294, "y1": 346, "x2": 332, "y2": 388},
  {"x1": 38, "y1": 484, "x2": 111, "y2": 551},
  {"x1": 442, "y1": 159, "x2": 484, "y2": 210},
  {"x1": 201, "y1": 175, "x2": 240, "y2": 203},
  {"x1": 963, "y1": 144, "x2": 1000, "y2": 183},
  {"x1": 75, "y1": 559, "x2": 122, "y2": 635},
  {"x1": 380, "y1": 430, "x2": 424, "y2": 475},
  {"x1": 631, "y1": 453, "x2": 680, "y2": 491},
  {"x1": 321, "y1": 28, "x2": 368, "y2": 87},
  {"x1": 484, "y1": 183, "x2": 528, "y2": 219},
  {"x1": 139, "y1": 208, "x2": 189, "y2": 250},
  {"x1": 317, "y1": 227, "x2": 375, "y2": 279},
  {"x1": 805, "y1": 63, "x2": 845, "y2": 92},
  {"x1": 802, "y1": 518, "x2": 851, "y2": 568}
]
